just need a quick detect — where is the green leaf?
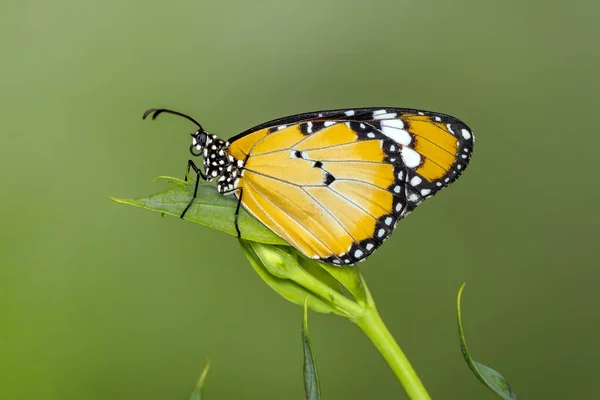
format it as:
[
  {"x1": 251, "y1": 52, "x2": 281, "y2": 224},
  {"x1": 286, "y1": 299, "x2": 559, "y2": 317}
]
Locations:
[
  {"x1": 188, "y1": 360, "x2": 211, "y2": 400},
  {"x1": 249, "y1": 240, "x2": 303, "y2": 280},
  {"x1": 317, "y1": 261, "x2": 368, "y2": 306},
  {"x1": 110, "y1": 177, "x2": 286, "y2": 245},
  {"x1": 295, "y1": 254, "x2": 345, "y2": 296},
  {"x1": 457, "y1": 283, "x2": 517, "y2": 400},
  {"x1": 239, "y1": 240, "x2": 343, "y2": 316},
  {"x1": 302, "y1": 299, "x2": 321, "y2": 400},
  {"x1": 246, "y1": 241, "x2": 364, "y2": 317}
]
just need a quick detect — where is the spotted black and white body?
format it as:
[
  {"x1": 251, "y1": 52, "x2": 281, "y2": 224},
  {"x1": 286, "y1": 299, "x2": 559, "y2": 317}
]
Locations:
[
  {"x1": 142, "y1": 106, "x2": 474, "y2": 266},
  {"x1": 191, "y1": 132, "x2": 243, "y2": 194}
]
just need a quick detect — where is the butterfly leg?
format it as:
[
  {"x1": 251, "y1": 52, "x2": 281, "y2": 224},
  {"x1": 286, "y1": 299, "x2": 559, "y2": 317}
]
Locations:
[
  {"x1": 181, "y1": 160, "x2": 207, "y2": 219},
  {"x1": 221, "y1": 187, "x2": 243, "y2": 239},
  {"x1": 234, "y1": 188, "x2": 243, "y2": 239}
]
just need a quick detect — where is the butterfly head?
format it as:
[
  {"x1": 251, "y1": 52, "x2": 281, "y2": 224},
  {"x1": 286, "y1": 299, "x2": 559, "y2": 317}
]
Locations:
[{"x1": 190, "y1": 130, "x2": 209, "y2": 157}]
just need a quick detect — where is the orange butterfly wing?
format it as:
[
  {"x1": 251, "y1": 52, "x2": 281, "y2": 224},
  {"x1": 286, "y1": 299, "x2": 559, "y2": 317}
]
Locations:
[{"x1": 227, "y1": 108, "x2": 473, "y2": 265}]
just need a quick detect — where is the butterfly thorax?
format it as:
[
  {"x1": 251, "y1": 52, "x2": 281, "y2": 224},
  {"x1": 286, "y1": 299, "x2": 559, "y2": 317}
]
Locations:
[{"x1": 201, "y1": 135, "x2": 244, "y2": 194}]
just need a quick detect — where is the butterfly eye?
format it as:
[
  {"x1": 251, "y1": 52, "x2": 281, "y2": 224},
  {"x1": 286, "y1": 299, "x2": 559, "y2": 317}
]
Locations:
[{"x1": 189, "y1": 132, "x2": 208, "y2": 157}]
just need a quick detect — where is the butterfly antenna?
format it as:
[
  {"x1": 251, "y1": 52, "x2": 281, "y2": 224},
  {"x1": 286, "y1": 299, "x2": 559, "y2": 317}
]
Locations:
[{"x1": 142, "y1": 108, "x2": 204, "y2": 130}]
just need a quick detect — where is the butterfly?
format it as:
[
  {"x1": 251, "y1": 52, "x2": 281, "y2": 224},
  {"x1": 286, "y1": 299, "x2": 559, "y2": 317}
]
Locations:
[{"x1": 143, "y1": 107, "x2": 474, "y2": 265}]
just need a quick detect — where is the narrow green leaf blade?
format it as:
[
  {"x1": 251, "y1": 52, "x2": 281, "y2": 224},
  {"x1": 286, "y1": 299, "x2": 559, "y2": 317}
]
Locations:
[
  {"x1": 188, "y1": 361, "x2": 211, "y2": 400},
  {"x1": 302, "y1": 299, "x2": 321, "y2": 400},
  {"x1": 457, "y1": 283, "x2": 517, "y2": 400},
  {"x1": 111, "y1": 177, "x2": 286, "y2": 245}
]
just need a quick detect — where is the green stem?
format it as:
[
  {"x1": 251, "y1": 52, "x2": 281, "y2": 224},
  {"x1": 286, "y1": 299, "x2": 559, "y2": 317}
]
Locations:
[{"x1": 352, "y1": 306, "x2": 431, "y2": 400}]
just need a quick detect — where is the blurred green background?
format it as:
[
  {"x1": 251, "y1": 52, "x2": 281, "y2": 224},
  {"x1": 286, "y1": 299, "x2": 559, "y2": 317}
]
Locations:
[{"x1": 1, "y1": 0, "x2": 599, "y2": 398}]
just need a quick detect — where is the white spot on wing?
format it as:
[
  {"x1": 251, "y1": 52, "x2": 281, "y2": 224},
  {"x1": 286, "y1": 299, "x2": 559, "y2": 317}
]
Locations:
[
  {"x1": 374, "y1": 112, "x2": 398, "y2": 120},
  {"x1": 461, "y1": 129, "x2": 471, "y2": 139},
  {"x1": 410, "y1": 176, "x2": 422, "y2": 186},
  {"x1": 421, "y1": 189, "x2": 431, "y2": 196},
  {"x1": 401, "y1": 147, "x2": 421, "y2": 168},
  {"x1": 354, "y1": 249, "x2": 364, "y2": 258},
  {"x1": 344, "y1": 110, "x2": 355, "y2": 116},
  {"x1": 366, "y1": 243, "x2": 374, "y2": 251},
  {"x1": 382, "y1": 118, "x2": 404, "y2": 129},
  {"x1": 380, "y1": 120, "x2": 412, "y2": 146},
  {"x1": 384, "y1": 217, "x2": 393, "y2": 225},
  {"x1": 377, "y1": 228, "x2": 385, "y2": 238},
  {"x1": 447, "y1": 124, "x2": 455, "y2": 135}
]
